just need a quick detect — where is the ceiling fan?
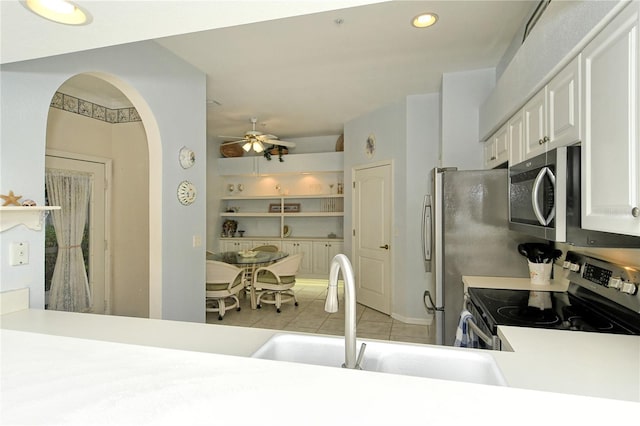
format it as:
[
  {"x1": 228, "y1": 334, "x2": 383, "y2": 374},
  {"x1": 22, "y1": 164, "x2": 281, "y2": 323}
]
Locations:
[{"x1": 219, "y1": 117, "x2": 296, "y2": 154}]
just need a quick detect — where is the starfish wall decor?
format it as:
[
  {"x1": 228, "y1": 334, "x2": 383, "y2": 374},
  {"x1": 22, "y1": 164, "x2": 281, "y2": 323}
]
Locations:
[{"x1": 1, "y1": 190, "x2": 23, "y2": 206}]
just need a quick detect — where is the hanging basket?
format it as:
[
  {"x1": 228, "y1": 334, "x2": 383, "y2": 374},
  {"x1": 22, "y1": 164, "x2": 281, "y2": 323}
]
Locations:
[{"x1": 220, "y1": 143, "x2": 244, "y2": 158}]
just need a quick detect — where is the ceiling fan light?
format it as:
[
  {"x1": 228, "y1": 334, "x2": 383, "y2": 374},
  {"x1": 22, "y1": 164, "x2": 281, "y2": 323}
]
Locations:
[
  {"x1": 253, "y1": 141, "x2": 264, "y2": 153},
  {"x1": 242, "y1": 142, "x2": 252, "y2": 152}
]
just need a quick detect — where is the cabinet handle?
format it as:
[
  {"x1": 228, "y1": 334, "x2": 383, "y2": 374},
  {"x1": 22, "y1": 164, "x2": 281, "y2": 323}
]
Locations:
[
  {"x1": 538, "y1": 138, "x2": 544, "y2": 145},
  {"x1": 490, "y1": 156, "x2": 496, "y2": 161},
  {"x1": 543, "y1": 136, "x2": 550, "y2": 143},
  {"x1": 379, "y1": 244, "x2": 389, "y2": 250},
  {"x1": 632, "y1": 207, "x2": 640, "y2": 218}
]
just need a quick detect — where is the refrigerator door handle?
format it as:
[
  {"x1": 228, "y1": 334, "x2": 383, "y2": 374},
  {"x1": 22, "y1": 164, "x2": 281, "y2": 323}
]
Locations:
[
  {"x1": 423, "y1": 290, "x2": 438, "y2": 314},
  {"x1": 422, "y1": 195, "x2": 432, "y2": 272}
]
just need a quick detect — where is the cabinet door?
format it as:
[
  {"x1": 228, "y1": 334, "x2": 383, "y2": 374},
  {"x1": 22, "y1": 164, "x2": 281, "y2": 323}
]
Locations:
[
  {"x1": 282, "y1": 240, "x2": 313, "y2": 275},
  {"x1": 509, "y1": 110, "x2": 525, "y2": 166},
  {"x1": 311, "y1": 241, "x2": 330, "y2": 275},
  {"x1": 327, "y1": 241, "x2": 344, "y2": 261},
  {"x1": 483, "y1": 139, "x2": 496, "y2": 170},
  {"x1": 581, "y1": 2, "x2": 640, "y2": 236},
  {"x1": 523, "y1": 88, "x2": 548, "y2": 159},
  {"x1": 312, "y1": 241, "x2": 345, "y2": 275},
  {"x1": 547, "y1": 55, "x2": 581, "y2": 149},
  {"x1": 484, "y1": 124, "x2": 508, "y2": 169},
  {"x1": 220, "y1": 239, "x2": 252, "y2": 252}
]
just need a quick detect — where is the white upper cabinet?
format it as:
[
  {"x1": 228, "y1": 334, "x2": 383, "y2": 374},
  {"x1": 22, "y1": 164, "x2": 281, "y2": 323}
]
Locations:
[
  {"x1": 523, "y1": 88, "x2": 548, "y2": 159},
  {"x1": 547, "y1": 55, "x2": 581, "y2": 150},
  {"x1": 581, "y1": 1, "x2": 640, "y2": 236},
  {"x1": 523, "y1": 55, "x2": 581, "y2": 160},
  {"x1": 508, "y1": 110, "x2": 525, "y2": 166},
  {"x1": 483, "y1": 123, "x2": 508, "y2": 169}
]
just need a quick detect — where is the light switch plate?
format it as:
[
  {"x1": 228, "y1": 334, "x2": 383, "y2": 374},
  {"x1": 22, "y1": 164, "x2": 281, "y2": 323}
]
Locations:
[{"x1": 10, "y1": 242, "x2": 29, "y2": 266}]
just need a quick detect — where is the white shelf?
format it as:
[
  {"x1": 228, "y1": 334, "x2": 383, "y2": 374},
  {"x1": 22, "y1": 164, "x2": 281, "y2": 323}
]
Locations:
[
  {"x1": 220, "y1": 212, "x2": 343, "y2": 217},
  {"x1": 0, "y1": 206, "x2": 61, "y2": 232},
  {"x1": 283, "y1": 212, "x2": 343, "y2": 217},
  {"x1": 221, "y1": 194, "x2": 344, "y2": 200},
  {"x1": 220, "y1": 213, "x2": 280, "y2": 217}
]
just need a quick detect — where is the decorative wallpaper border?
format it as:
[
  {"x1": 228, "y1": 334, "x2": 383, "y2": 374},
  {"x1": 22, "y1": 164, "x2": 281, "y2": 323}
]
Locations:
[{"x1": 50, "y1": 92, "x2": 141, "y2": 124}]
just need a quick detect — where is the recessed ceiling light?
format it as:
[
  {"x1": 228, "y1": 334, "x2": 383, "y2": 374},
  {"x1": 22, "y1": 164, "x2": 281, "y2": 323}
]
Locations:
[
  {"x1": 24, "y1": 0, "x2": 90, "y2": 25},
  {"x1": 412, "y1": 13, "x2": 438, "y2": 28}
]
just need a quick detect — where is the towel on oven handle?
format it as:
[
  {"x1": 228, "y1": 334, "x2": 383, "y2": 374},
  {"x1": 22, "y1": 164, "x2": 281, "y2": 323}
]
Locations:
[{"x1": 454, "y1": 310, "x2": 478, "y2": 348}]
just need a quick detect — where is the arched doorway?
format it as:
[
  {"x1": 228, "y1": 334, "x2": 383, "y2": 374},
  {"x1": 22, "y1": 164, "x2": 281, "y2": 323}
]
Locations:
[{"x1": 45, "y1": 73, "x2": 151, "y2": 317}]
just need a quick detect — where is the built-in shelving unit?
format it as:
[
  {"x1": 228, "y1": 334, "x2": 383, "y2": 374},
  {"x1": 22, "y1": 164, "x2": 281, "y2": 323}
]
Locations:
[
  {"x1": 220, "y1": 194, "x2": 344, "y2": 239},
  {"x1": 0, "y1": 206, "x2": 61, "y2": 232}
]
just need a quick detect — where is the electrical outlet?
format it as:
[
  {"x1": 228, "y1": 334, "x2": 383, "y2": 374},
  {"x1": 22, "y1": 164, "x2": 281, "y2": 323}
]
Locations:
[
  {"x1": 192, "y1": 235, "x2": 202, "y2": 247},
  {"x1": 10, "y1": 242, "x2": 29, "y2": 266}
]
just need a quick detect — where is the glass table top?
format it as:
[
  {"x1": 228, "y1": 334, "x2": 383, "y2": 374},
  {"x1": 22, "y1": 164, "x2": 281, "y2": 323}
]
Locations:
[{"x1": 207, "y1": 250, "x2": 288, "y2": 265}]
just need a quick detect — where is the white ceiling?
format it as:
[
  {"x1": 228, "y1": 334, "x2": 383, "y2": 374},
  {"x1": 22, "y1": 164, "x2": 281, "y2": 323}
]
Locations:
[{"x1": 1, "y1": 1, "x2": 537, "y2": 144}]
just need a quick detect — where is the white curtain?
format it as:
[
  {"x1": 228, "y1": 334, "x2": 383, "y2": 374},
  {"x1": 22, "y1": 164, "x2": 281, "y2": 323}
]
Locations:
[{"x1": 45, "y1": 169, "x2": 92, "y2": 312}]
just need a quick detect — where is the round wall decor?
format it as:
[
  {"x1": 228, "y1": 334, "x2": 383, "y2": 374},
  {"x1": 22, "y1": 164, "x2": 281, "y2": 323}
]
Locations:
[
  {"x1": 179, "y1": 146, "x2": 196, "y2": 169},
  {"x1": 177, "y1": 180, "x2": 197, "y2": 205}
]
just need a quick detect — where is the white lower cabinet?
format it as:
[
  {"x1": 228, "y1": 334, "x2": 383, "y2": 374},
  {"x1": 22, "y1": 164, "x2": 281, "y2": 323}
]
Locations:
[
  {"x1": 312, "y1": 241, "x2": 345, "y2": 276},
  {"x1": 581, "y1": 1, "x2": 640, "y2": 236},
  {"x1": 220, "y1": 239, "x2": 253, "y2": 252},
  {"x1": 281, "y1": 240, "x2": 313, "y2": 275}
]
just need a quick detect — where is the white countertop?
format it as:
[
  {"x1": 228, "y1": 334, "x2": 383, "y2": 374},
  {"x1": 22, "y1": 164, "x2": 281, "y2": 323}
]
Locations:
[
  {"x1": 462, "y1": 270, "x2": 570, "y2": 293},
  {"x1": 495, "y1": 326, "x2": 640, "y2": 402},
  {"x1": 2, "y1": 305, "x2": 639, "y2": 425}
]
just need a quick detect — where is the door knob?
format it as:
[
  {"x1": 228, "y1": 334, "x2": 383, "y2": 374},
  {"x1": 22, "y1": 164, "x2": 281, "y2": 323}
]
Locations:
[{"x1": 379, "y1": 244, "x2": 389, "y2": 250}]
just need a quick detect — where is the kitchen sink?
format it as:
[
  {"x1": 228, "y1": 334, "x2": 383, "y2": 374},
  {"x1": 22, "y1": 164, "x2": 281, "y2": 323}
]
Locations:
[{"x1": 251, "y1": 333, "x2": 507, "y2": 386}]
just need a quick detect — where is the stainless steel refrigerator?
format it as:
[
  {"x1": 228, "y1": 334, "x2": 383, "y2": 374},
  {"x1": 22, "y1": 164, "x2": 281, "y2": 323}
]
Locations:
[{"x1": 422, "y1": 168, "x2": 538, "y2": 346}]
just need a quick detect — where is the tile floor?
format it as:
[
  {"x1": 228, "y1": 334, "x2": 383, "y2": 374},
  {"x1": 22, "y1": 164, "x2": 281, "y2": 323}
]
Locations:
[{"x1": 206, "y1": 279, "x2": 435, "y2": 345}]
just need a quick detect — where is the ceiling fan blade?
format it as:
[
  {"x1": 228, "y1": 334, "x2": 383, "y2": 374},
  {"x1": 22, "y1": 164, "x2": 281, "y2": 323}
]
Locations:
[
  {"x1": 218, "y1": 135, "x2": 245, "y2": 140},
  {"x1": 268, "y1": 140, "x2": 296, "y2": 148},
  {"x1": 220, "y1": 140, "x2": 245, "y2": 145}
]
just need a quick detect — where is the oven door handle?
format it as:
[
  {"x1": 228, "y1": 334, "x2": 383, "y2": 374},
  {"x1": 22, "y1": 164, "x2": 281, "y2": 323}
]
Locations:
[
  {"x1": 531, "y1": 166, "x2": 556, "y2": 226},
  {"x1": 466, "y1": 319, "x2": 496, "y2": 350}
]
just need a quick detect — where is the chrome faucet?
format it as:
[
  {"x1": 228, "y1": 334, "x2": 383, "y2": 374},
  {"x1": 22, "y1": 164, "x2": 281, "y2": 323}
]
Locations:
[{"x1": 324, "y1": 254, "x2": 366, "y2": 369}]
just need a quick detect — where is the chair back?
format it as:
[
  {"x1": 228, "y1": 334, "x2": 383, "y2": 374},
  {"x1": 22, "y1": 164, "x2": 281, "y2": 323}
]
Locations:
[
  {"x1": 206, "y1": 260, "x2": 244, "y2": 288},
  {"x1": 263, "y1": 253, "x2": 303, "y2": 277},
  {"x1": 252, "y1": 245, "x2": 279, "y2": 252}
]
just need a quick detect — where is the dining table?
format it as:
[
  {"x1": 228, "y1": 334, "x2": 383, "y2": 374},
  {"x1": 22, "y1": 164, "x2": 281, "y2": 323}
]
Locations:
[{"x1": 206, "y1": 250, "x2": 289, "y2": 309}]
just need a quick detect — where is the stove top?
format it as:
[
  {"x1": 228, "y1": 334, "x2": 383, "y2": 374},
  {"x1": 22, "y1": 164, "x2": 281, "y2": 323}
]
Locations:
[{"x1": 467, "y1": 287, "x2": 639, "y2": 334}]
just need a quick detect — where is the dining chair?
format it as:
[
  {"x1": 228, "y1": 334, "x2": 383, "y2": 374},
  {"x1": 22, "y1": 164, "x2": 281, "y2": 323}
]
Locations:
[
  {"x1": 254, "y1": 253, "x2": 303, "y2": 313},
  {"x1": 206, "y1": 260, "x2": 244, "y2": 320}
]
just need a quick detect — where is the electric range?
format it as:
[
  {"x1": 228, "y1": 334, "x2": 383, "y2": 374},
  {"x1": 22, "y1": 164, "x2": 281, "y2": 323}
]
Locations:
[{"x1": 466, "y1": 251, "x2": 640, "y2": 349}]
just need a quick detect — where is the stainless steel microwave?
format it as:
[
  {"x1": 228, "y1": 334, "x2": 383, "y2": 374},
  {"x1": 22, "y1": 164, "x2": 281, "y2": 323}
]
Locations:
[
  {"x1": 509, "y1": 147, "x2": 571, "y2": 242},
  {"x1": 509, "y1": 146, "x2": 640, "y2": 247}
]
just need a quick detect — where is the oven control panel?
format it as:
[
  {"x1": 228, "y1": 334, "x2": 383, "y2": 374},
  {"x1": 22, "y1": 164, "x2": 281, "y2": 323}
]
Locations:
[
  {"x1": 582, "y1": 263, "x2": 613, "y2": 287},
  {"x1": 564, "y1": 251, "x2": 640, "y2": 313}
]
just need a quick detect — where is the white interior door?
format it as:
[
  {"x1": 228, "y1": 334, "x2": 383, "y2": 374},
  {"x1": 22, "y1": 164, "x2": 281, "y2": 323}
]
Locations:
[
  {"x1": 45, "y1": 155, "x2": 108, "y2": 313},
  {"x1": 353, "y1": 162, "x2": 392, "y2": 314}
]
